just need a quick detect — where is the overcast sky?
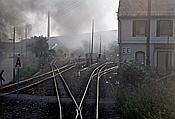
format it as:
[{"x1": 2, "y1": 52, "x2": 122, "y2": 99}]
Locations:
[
  {"x1": 0, "y1": 0, "x2": 119, "y2": 38},
  {"x1": 29, "y1": 0, "x2": 119, "y2": 36}
]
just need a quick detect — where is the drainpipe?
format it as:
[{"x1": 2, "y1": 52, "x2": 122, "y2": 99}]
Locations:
[{"x1": 146, "y1": 0, "x2": 151, "y2": 66}]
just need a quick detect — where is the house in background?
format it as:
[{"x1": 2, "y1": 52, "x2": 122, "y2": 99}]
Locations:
[{"x1": 118, "y1": 0, "x2": 175, "y2": 74}]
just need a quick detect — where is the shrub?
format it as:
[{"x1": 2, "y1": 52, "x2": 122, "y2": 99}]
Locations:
[{"x1": 115, "y1": 62, "x2": 175, "y2": 119}]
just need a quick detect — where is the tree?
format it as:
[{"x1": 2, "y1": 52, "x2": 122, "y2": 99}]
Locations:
[{"x1": 29, "y1": 36, "x2": 49, "y2": 57}]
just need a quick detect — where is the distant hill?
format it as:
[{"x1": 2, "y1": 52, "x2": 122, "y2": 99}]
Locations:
[{"x1": 49, "y1": 30, "x2": 118, "y2": 53}]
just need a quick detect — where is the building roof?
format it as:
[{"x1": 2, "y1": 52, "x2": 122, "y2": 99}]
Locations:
[{"x1": 118, "y1": 0, "x2": 175, "y2": 17}]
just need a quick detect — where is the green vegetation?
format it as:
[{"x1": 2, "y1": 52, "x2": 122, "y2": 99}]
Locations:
[
  {"x1": 20, "y1": 57, "x2": 40, "y2": 79},
  {"x1": 20, "y1": 36, "x2": 54, "y2": 79},
  {"x1": 114, "y1": 63, "x2": 175, "y2": 119}
]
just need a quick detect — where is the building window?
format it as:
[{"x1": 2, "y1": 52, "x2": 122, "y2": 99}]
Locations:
[
  {"x1": 157, "y1": 20, "x2": 173, "y2": 37},
  {"x1": 122, "y1": 47, "x2": 132, "y2": 54},
  {"x1": 135, "y1": 51, "x2": 145, "y2": 64},
  {"x1": 133, "y1": 20, "x2": 147, "y2": 37}
]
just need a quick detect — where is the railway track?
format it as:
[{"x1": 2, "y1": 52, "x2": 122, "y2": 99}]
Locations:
[
  {"x1": 50, "y1": 60, "x2": 63, "y2": 119},
  {"x1": 81, "y1": 62, "x2": 118, "y2": 119},
  {"x1": 51, "y1": 59, "x2": 83, "y2": 119},
  {"x1": 0, "y1": 61, "x2": 76, "y2": 97},
  {"x1": 0, "y1": 58, "x2": 118, "y2": 119},
  {"x1": 50, "y1": 60, "x2": 118, "y2": 119}
]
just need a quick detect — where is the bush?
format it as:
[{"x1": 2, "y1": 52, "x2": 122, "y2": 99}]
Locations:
[
  {"x1": 117, "y1": 63, "x2": 157, "y2": 87},
  {"x1": 20, "y1": 66, "x2": 38, "y2": 79},
  {"x1": 115, "y1": 62, "x2": 175, "y2": 119},
  {"x1": 19, "y1": 56, "x2": 40, "y2": 80}
]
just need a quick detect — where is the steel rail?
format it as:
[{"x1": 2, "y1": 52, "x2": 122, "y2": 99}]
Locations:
[
  {"x1": 0, "y1": 63, "x2": 76, "y2": 97},
  {"x1": 76, "y1": 62, "x2": 116, "y2": 119},
  {"x1": 0, "y1": 63, "x2": 76, "y2": 90},
  {"x1": 76, "y1": 64, "x2": 106, "y2": 119},
  {"x1": 92, "y1": 66, "x2": 118, "y2": 79},
  {"x1": 0, "y1": 74, "x2": 55, "y2": 97},
  {"x1": 96, "y1": 64, "x2": 107, "y2": 119},
  {"x1": 50, "y1": 60, "x2": 63, "y2": 119},
  {"x1": 54, "y1": 62, "x2": 83, "y2": 119}
]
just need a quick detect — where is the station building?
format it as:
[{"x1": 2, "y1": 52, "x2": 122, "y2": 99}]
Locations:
[{"x1": 118, "y1": 0, "x2": 175, "y2": 74}]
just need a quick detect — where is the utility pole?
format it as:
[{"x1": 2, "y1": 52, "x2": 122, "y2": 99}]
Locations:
[
  {"x1": 13, "y1": 27, "x2": 16, "y2": 82},
  {"x1": 146, "y1": 0, "x2": 151, "y2": 66},
  {"x1": 25, "y1": 25, "x2": 28, "y2": 39},
  {"x1": 87, "y1": 36, "x2": 91, "y2": 66},
  {"x1": 104, "y1": 46, "x2": 106, "y2": 61},
  {"x1": 99, "y1": 35, "x2": 102, "y2": 55},
  {"x1": 90, "y1": 20, "x2": 94, "y2": 64},
  {"x1": 25, "y1": 25, "x2": 28, "y2": 57},
  {"x1": 47, "y1": 11, "x2": 50, "y2": 41},
  {"x1": 99, "y1": 35, "x2": 102, "y2": 62},
  {"x1": 89, "y1": 36, "x2": 91, "y2": 54}
]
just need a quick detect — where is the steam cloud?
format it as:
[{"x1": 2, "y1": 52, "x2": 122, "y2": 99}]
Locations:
[{"x1": 0, "y1": 0, "x2": 115, "y2": 41}]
